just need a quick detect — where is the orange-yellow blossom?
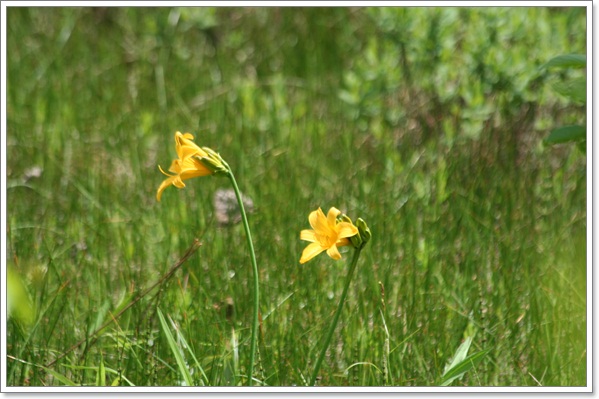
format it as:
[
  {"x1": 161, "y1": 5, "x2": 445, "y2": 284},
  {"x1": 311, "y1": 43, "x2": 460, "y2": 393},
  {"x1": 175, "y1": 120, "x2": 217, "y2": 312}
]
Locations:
[
  {"x1": 156, "y1": 132, "x2": 213, "y2": 201},
  {"x1": 299, "y1": 207, "x2": 359, "y2": 264}
]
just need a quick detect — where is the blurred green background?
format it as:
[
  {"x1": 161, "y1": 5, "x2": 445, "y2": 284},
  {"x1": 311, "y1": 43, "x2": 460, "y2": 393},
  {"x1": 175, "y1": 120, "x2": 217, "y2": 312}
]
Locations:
[{"x1": 6, "y1": 7, "x2": 586, "y2": 387}]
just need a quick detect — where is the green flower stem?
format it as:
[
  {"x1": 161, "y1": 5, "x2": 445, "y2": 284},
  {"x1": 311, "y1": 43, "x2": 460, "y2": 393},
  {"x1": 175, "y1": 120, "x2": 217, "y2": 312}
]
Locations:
[
  {"x1": 226, "y1": 169, "x2": 260, "y2": 386},
  {"x1": 309, "y1": 247, "x2": 363, "y2": 386}
]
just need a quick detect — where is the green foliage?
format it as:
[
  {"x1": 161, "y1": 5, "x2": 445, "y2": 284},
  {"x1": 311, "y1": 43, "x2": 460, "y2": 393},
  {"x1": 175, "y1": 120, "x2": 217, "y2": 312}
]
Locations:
[
  {"x1": 43, "y1": 367, "x2": 78, "y2": 387},
  {"x1": 439, "y1": 337, "x2": 490, "y2": 386},
  {"x1": 7, "y1": 265, "x2": 36, "y2": 328},
  {"x1": 545, "y1": 125, "x2": 586, "y2": 145},
  {"x1": 541, "y1": 54, "x2": 586, "y2": 70},
  {"x1": 541, "y1": 54, "x2": 586, "y2": 151},
  {"x1": 340, "y1": 7, "x2": 586, "y2": 147},
  {"x1": 6, "y1": 7, "x2": 586, "y2": 387},
  {"x1": 157, "y1": 308, "x2": 195, "y2": 386}
]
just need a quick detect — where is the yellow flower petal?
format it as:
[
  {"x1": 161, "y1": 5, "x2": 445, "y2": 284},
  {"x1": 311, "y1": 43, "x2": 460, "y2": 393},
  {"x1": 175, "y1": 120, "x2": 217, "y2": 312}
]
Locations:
[
  {"x1": 327, "y1": 207, "x2": 341, "y2": 227},
  {"x1": 300, "y1": 229, "x2": 317, "y2": 242},
  {"x1": 182, "y1": 133, "x2": 204, "y2": 150},
  {"x1": 337, "y1": 222, "x2": 359, "y2": 239},
  {"x1": 309, "y1": 207, "x2": 331, "y2": 233},
  {"x1": 326, "y1": 244, "x2": 342, "y2": 260},
  {"x1": 168, "y1": 159, "x2": 182, "y2": 174},
  {"x1": 337, "y1": 237, "x2": 352, "y2": 247},
  {"x1": 300, "y1": 206, "x2": 360, "y2": 263},
  {"x1": 178, "y1": 158, "x2": 213, "y2": 178},
  {"x1": 158, "y1": 165, "x2": 170, "y2": 177},
  {"x1": 175, "y1": 132, "x2": 208, "y2": 160},
  {"x1": 300, "y1": 242, "x2": 326, "y2": 264},
  {"x1": 156, "y1": 175, "x2": 177, "y2": 201},
  {"x1": 156, "y1": 132, "x2": 216, "y2": 201}
]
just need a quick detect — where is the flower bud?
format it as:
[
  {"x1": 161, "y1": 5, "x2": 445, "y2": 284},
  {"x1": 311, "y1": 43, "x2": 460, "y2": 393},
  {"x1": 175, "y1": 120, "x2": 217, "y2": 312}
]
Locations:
[
  {"x1": 355, "y1": 218, "x2": 372, "y2": 246},
  {"x1": 340, "y1": 214, "x2": 363, "y2": 249},
  {"x1": 198, "y1": 147, "x2": 229, "y2": 175}
]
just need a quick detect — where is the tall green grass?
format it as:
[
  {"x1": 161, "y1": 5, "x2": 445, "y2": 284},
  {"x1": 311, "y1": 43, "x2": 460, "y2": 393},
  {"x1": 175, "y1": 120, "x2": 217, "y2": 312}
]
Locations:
[{"x1": 6, "y1": 7, "x2": 586, "y2": 387}]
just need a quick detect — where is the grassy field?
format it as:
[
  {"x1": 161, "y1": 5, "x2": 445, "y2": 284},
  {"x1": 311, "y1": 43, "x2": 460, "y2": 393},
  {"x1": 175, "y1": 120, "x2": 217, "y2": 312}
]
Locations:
[{"x1": 6, "y1": 6, "x2": 587, "y2": 388}]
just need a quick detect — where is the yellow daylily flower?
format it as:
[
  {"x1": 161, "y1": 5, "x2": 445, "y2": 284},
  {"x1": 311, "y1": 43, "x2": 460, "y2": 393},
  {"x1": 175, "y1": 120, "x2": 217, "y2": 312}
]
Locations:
[
  {"x1": 299, "y1": 207, "x2": 359, "y2": 264},
  {"x1": 156, "y1": 132, "x2": 214, "y2": 201}
]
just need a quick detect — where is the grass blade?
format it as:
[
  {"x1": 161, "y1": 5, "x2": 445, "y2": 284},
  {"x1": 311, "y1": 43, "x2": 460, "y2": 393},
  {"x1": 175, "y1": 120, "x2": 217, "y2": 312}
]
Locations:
[
  {"x1": 61, "y1": 363, "x2": 136, "y2": 386},
  {"x1": 168, "y1": 319, "x2": 210, "y2": 386},
  {"x1": 43, "y1": 367, "x2": 78, "y2": 386},
  {"x1": 157, "y1": 308, "x2": 194, "y2": 386},
  {"x1": 442, "y1": 336, "x2": 472, "y2": 376},
  {"x1": 98, "y1": 355, "x2": 106, "y2": 386},
  {"x1": 440, "y1": 345, "x2": 490, "y2": 386}
]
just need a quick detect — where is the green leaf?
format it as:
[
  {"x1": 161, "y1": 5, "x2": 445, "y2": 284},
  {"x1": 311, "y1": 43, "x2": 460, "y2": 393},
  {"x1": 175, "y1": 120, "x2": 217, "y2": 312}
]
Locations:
[
  {"x1": 61, "y1": 363, "x2": 136, "y2": 386},
  {"x1": 157, "y1": 308, "x2": 194, "y2": 387},
  {"x1": 43, "y1": 367, "x2": 78, "y2": 386},
  {"x1": 440, "y1": 348, "x2": 491, "y2": 386},
  {"x1": 442, "y1": 337, "x2": 472, "y2": 376},
  {"x1": 542, "y1": 54, "x2": 586, "y2": 69},
  {"x1": 544, "y1": 125, "x2": 586, "y2": 145},
  {"x1": 552, "y1": 77, "x2": 586, "y2": 104},
  {"x1": 338, "y1": 89, "x2": 359, "y2": 105},
  {"x1": 98, "y1": 355, "x2": 106, "y2": 387},
  {"x1": 7, "y1": 265, "x2": 36, "y2": 327},
  {"x1": 167, "y1": 319, "x2": 210, "y2": 386},
  {"x1": 88, "y1": 299, "x2": 111, "y2": 337}
]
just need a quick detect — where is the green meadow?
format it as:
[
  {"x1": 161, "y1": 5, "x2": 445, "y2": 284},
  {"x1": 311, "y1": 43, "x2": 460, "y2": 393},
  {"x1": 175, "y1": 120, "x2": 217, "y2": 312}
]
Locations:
[{"x1": 6, "y1": 7, "x2": 587, "y2": 387}]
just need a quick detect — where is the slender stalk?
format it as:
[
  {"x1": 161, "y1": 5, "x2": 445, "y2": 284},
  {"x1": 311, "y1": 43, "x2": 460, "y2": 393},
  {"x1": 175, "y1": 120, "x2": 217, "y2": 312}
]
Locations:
[
  {"x1": 226, "y1": 169, "x2": 260, "y2": 386},
  {"x1": 309, "y1": 247, "x2": 363, "y2": 386}
]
